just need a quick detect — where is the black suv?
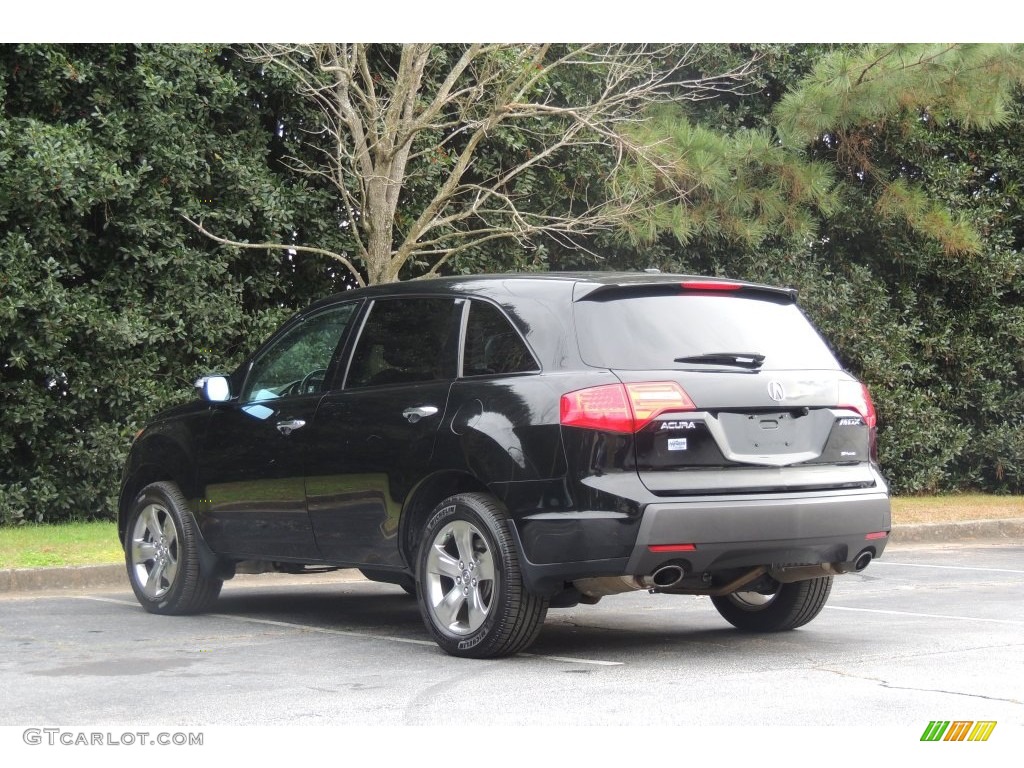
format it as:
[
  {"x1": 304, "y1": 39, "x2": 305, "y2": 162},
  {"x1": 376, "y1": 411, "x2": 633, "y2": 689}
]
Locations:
[{"x1": 119, "y1": 273, "x2": 890, "y2": 658}]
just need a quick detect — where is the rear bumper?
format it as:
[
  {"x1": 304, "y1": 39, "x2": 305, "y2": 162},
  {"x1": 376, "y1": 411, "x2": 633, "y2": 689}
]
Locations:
[
  {"x1": 511, "y1": 486, "x2": 890, "y2": 595},
  {"x1": 625, "y1": 488, "x2": 891, "y2": 575}
]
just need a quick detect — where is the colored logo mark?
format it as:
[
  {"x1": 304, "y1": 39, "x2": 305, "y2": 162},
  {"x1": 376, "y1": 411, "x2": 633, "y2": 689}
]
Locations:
[{"x1": 920, "y1": 721, "x2": 997, "y2": 742}]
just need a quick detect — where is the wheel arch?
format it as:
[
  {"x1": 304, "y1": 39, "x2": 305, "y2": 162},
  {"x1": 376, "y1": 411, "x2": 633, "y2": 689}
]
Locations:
[
  {"x1": 118, "y1": 436, "x2": 199, "y2": 546},
  {"x1": 399, "y1": 471, "x2": 490, "y2": 568}
]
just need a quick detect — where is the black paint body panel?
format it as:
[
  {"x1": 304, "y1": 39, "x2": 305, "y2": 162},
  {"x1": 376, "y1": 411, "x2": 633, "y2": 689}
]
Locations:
[{"x1": 118, "y1": 273, "x2": 891, "y2": 595}]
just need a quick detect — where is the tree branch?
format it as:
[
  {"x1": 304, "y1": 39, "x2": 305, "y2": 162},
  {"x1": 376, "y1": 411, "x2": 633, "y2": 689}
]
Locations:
[{"x1": 182, "y1": 215, "x2": 366, "y2": 287}]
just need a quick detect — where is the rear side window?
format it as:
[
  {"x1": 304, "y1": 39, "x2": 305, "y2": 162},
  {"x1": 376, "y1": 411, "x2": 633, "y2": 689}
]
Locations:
[
  {"x1": 575, "y1": 293, "x2": 840, "y2": 371},
  {"x1": 346, "y1": 297, "x2": 460, "y2": 388},
  {"x1": 462, "y1": 301, "x2": 539, "y2": 377}
]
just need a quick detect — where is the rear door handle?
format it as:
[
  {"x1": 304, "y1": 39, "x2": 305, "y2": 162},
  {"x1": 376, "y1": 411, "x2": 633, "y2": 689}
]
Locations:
[
  {"x1": 276, "y1": 419, "x2": 306, "y2": 435},
  {"x1": 402, "y1": 406, "x2": 438, "y2": 424}
]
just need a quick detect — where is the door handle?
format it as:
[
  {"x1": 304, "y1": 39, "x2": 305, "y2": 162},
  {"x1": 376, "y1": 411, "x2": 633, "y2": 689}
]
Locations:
[
  {"x1": 276, "y1": 419, "x2": 306, "y2": 435},
  {"x1": 402, "y1": 406, "x2": 438, "y2": 424}
]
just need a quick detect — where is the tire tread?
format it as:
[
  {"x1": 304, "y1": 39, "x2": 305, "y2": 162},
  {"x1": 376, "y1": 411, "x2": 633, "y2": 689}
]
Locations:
[
  {"x1": 417, "y1": 492, "x2": 548, "y2": 658},
  {"x1": 127, "y1": 481, "x2": 222, "y2": 616}
]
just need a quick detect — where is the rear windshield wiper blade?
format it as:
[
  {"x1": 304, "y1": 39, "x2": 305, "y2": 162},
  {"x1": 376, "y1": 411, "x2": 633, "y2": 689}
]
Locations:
[{"x1": 673, "y1": 352, "x2": 766, "y2": 369}]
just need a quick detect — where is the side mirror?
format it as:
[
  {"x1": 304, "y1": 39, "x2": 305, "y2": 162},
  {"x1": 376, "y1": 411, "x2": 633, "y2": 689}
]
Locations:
[{"x1": 195, "y1": 375, "x2": 231, "y2": 403}]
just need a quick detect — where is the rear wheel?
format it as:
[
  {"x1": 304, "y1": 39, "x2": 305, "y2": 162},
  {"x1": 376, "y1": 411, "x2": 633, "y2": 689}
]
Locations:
[
  {"x1": 125, "y1": 481, "x2": 222, "y2": 615},
  {"x1": 417, "y1": 493, "x2": 548, "y2": 658},
  {"x1": 711, "y1": 576, "x2": 833, "y2": 632}
]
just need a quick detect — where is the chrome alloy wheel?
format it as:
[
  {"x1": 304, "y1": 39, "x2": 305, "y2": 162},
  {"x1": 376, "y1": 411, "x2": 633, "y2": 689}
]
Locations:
[
  {"x1": 129, "y1": 503, "x2": 179, "y2": 600},
  {"x1": 424, "y1": 519, "x2": 495, "y2": 636}
]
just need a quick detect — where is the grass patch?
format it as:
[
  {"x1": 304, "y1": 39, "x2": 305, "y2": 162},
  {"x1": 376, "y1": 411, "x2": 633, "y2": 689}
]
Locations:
[
  {"x1": 0, "y1": 521, "x2": 122, "y2": 569},
  {"x1": 0, "y1": 495, "x2": 1020, "y2": 569},
  {"x1": 891, "y1": 494, "x2": 1023, "y2": 525}
]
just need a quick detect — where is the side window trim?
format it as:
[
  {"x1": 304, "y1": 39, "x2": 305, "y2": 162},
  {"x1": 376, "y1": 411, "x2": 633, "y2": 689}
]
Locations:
[
  {"x1": 339, "y1": 298, "x2": 375, "y2": 389},
  {"x1": 456, "y1": 298, "x2": 471, "y2": 379},
  {"x1": 320, "y1": 299, "x2": 366, "y2": 393}
]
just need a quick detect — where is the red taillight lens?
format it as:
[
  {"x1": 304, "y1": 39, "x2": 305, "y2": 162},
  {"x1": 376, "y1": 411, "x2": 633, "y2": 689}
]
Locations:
[
  {"x1": 560, "y1": 384, "x2": 634, "y2": 433},
  {"x1": 838, "y1": 380, "x2": 877, "y2": 429},
  {"x1": 560, "y1": 381, "x2": 695, "y2": 434},
  {"x1": 625, "y1": 382, "x2": 696, "y2": 427}
]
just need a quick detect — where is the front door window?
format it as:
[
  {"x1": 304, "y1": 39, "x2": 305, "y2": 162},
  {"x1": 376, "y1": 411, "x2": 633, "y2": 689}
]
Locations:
[{"x1": 242, "y1": 304, "x2": 358, "y2": 403}]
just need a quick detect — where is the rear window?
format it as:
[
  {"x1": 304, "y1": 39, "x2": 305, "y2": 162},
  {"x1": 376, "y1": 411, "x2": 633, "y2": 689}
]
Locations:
[{"x1": 575, "y1": 293, "x2": 841, "y2": 371}]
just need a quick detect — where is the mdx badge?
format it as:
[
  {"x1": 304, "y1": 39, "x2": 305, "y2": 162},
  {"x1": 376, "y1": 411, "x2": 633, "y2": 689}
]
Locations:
[{"x1": 767, "y1": 380, "x2": 786, "y2": 402}]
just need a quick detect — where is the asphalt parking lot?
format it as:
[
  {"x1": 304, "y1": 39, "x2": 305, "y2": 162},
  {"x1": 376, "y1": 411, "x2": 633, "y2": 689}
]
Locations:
[{"x1": 1, "y1": 542, "x2": 1022, "y2": 727}]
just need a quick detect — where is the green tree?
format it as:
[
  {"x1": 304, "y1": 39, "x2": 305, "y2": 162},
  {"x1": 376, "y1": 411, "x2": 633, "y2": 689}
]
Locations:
[
  {"x1": 622, "y1": 43, "x2": 1024, "y2": 493},
  {"x1": 194, "y1": 44, "x2": 759, "y2": 285},
  {"x1": 618, "y1": 44, "x2": 1024, "y2": 256},
  {"x1": 0, "y1": 44, "x2": 346, "y2": 523}
]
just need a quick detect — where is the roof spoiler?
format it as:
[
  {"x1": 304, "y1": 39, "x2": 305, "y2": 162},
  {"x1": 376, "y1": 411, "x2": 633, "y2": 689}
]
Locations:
[{"x1": 574, "y1": 278, "x2": 798, "y2": 303}]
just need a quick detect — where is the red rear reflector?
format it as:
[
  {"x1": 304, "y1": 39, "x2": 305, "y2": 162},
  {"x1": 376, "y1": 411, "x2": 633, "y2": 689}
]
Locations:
[
  {"x1": 648, "y1": 544, "x2": 697, "y2": 553},
  {"x1": 680, "y1": 280, "x2": 741, "y2": 292},
  {"x1": 561, "y1": 381, "x2": 695, "y2": 434},
  {"x1": 865, "y1": 531, "x2": 888, "y2": 540}
]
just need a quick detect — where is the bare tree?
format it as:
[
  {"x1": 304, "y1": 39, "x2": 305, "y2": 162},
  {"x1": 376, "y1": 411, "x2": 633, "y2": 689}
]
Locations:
[{"x1": 189, "y1": 44, "x2": 757, "y2": 285}]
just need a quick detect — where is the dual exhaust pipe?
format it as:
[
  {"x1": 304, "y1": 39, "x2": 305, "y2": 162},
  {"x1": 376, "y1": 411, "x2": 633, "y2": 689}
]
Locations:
[{"x1": 574, "y1": 549, "x2": 875, "y2": 599}]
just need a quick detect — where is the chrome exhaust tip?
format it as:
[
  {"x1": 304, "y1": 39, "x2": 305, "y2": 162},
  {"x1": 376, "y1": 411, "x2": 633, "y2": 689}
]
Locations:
[
  {"x1": 854, "y1": 550, "x2": 873, "y2": 572},
  {"x1": 644, "y1": 564, "x2": 687, "y2": 589}
]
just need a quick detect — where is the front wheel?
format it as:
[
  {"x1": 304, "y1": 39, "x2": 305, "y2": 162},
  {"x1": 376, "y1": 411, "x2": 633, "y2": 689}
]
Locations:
[
  {"x1": 416, "y1": 493, "x2": 548, "y2": 658},
  {"x1": 125, "y1": 481, "x2": 222, "y2": 615},
  {"x1": 710, "y1": 576, "x2": 833, "y2": 632}
]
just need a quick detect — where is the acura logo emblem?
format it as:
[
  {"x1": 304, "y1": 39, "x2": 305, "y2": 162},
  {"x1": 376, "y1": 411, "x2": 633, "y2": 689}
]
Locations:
[{"x1": 767, "y1": 381, "x2": 786, "y2": 401}]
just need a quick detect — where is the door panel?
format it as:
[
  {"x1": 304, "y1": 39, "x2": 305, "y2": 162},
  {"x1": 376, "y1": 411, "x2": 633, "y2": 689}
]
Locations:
[
  {"x1": 199, "y1": 396, "x2": 321, "y2": 559},
  {"x1": 306, "y1": 381, "x2": 453, "y2": 565},
  {"x1": 304, "y1": 296, "x2": 461, "y2": 566},
  {"x1": 195, "y1": 303, "x2": 359, "y2": 560}
]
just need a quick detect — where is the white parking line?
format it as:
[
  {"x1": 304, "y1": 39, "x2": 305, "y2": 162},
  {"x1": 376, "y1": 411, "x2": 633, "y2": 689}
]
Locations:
[
  {"x1": 871, "y1": 561, "x2": 1024, "y2": 575},
  {"x1": 75, "y1": 596, "x2": 623, "y2": 667},
  {"x1": 825, "y1": 605, "x2": 1024, "y2": 625}
]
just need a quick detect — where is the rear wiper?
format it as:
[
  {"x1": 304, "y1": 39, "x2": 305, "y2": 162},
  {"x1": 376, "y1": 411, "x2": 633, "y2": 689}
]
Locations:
[{"x1": 673, "y1": 352, "x2": 766, "y2": 369}]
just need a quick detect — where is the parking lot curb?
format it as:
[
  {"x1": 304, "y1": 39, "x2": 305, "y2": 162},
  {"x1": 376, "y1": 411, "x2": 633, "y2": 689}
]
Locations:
[
  {"x1": 0, "y1": 564, "x2": 125, "y2": 594},
  {"x1": 887, "y1": 517, "x2": 1024, "y2": 544},
  {"x1": 2, "y1": 519, "x2": 1022, "y2": 595},
  {"x1": 0, "y1": 564, "x2": 368, "y2": 595}
]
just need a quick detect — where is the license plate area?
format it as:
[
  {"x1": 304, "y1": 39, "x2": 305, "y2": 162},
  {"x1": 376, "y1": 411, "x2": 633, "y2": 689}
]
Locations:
[{"x1": 718, "y1": 410, "x2": 830, "y2": 457}]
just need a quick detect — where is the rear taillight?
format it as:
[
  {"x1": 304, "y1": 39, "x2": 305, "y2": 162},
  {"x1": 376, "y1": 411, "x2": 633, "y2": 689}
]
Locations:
[
  {"x1": 560, "y1": 381, "x2": 696, "y2": 434},
  {"x1": 838, "y1": 380, "x2": 877, "y2": 429}
]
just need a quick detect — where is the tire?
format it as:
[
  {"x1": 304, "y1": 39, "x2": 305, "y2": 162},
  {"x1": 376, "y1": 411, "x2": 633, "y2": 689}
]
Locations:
[
  {"x1": 125, "y1": 481, "x2": 222, "y2": 615},
  {"x1": 416, "y1": 493, "x2": 548, "y2": 658},
  {"x1": 711, "y1": 576, "x2": 833, "y2": 632}
]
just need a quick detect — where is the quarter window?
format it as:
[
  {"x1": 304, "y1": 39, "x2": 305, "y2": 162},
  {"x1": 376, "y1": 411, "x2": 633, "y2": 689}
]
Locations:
[{"x1": 463, "y1": 301, "x2": 539, "y2": 377}]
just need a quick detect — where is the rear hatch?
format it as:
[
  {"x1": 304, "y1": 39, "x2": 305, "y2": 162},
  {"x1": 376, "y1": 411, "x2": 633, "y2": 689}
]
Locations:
[{"x1": 573, "y1": 279, "x2": 878, "y2": 496}]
